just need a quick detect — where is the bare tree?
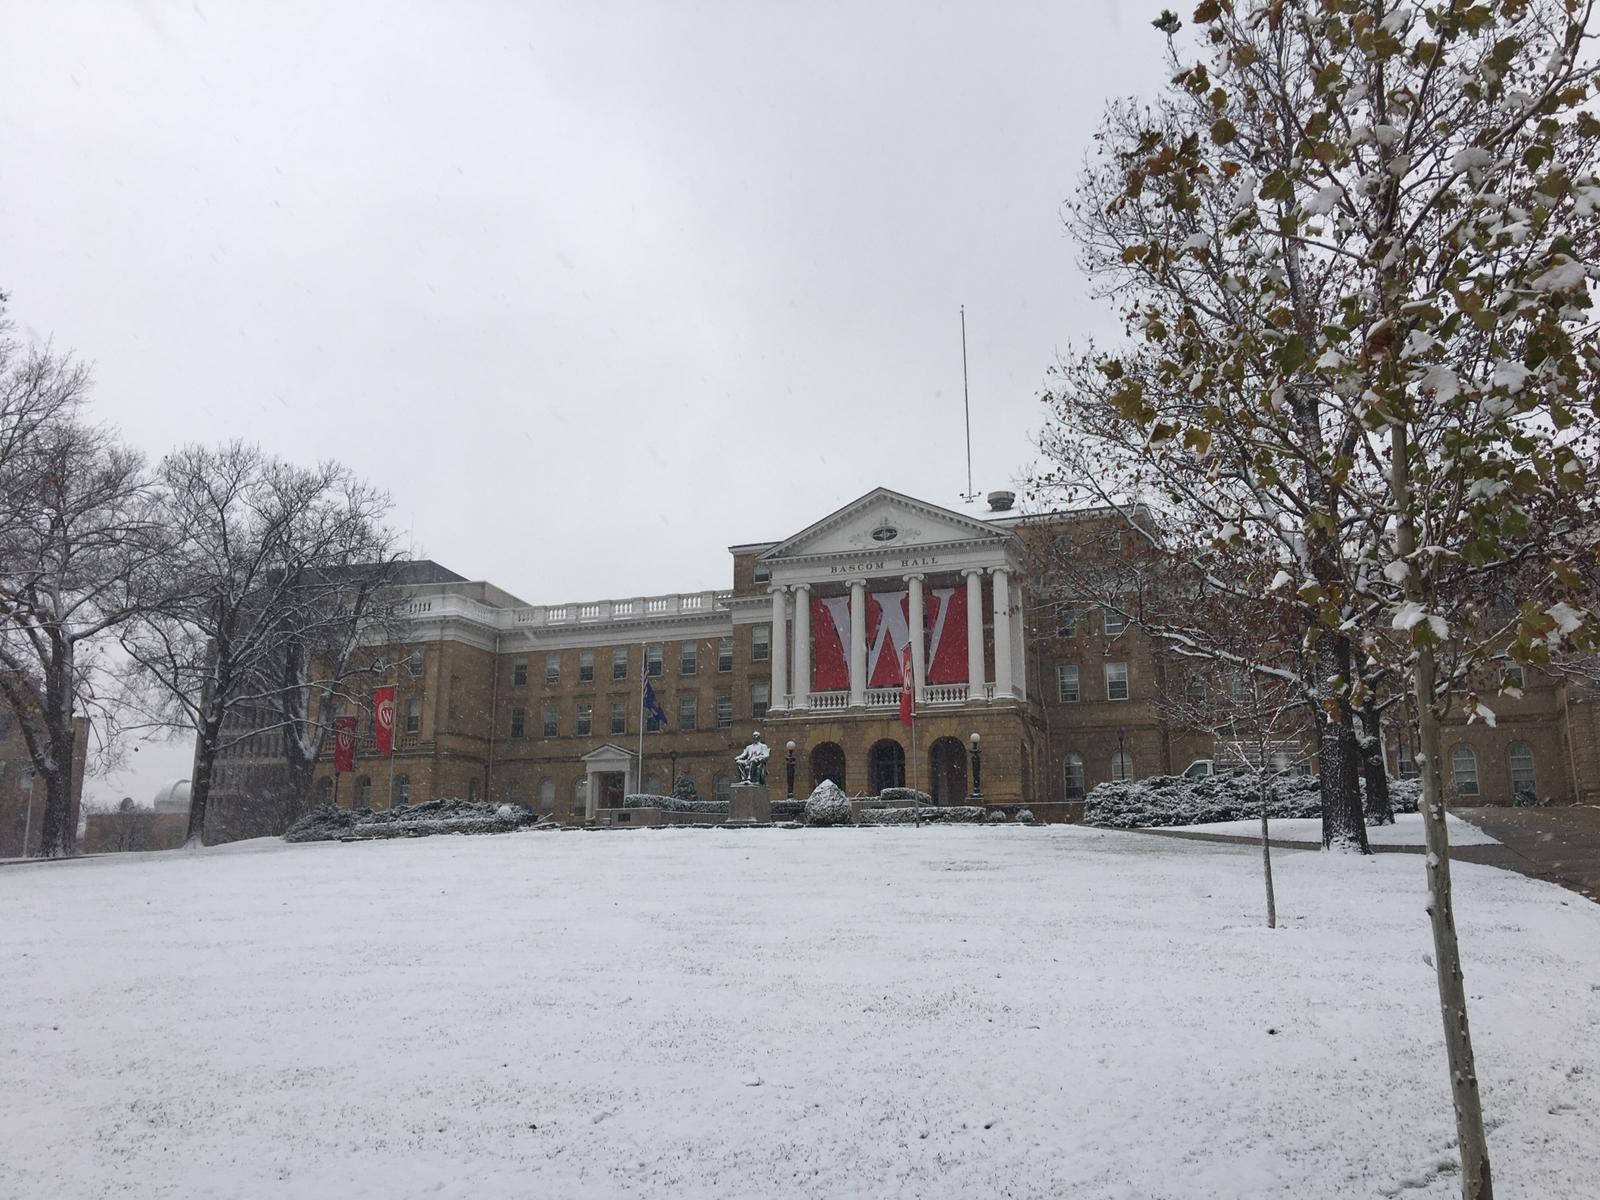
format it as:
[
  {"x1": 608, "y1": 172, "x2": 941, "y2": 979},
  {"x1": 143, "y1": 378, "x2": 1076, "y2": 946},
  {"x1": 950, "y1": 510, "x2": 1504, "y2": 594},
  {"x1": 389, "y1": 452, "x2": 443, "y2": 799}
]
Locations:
[
  {"x1": 122, "y1": 443, "x2": 398, "y2": 845},
  {"x1": 0, "y1": 331, "x2": 164, "y2": 857}
]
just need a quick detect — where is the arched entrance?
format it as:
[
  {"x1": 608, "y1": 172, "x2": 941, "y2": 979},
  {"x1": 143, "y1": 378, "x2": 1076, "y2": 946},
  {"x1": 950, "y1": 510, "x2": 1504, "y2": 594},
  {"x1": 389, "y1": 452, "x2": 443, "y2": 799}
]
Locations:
[
  {"x1": 928, "y1": 737, "x2": 967, "y2": 805},
  {"x1": 811, "y1": 742, "x2": 846, "y2": 791},
  {"x1": 869, "y1": 739, "x2": 905, "y2": 794}
]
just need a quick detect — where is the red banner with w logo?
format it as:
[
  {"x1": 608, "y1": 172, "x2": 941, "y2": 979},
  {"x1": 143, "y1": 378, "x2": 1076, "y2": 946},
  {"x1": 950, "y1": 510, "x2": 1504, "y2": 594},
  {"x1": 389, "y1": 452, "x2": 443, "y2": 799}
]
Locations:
[
  {"x1": 373, "y1": 687, "x2": 396, "y2": 757},
  {"x1": 334, "y1": 716, "x2": 357, "y2": 773}
]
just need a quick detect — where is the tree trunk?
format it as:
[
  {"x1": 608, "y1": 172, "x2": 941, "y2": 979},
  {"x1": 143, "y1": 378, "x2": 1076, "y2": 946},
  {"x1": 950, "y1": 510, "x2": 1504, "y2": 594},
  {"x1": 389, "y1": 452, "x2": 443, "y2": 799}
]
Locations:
[
  {"x1": 37, "y1": 765, "x2": 74, "y2": 858},
  {"x1": 1392, "y1": 417, "x2": 1493, "y2": 1198},
  {"x1": 1259, "y1": 776, "x2": 1276, "y2": 929},
  {"x1": 186, "y1": 721, "x2": 220, "y2": 847},
  {"x1": 1315, "y1": 631, "x2": 1369, "y2": 852},
  {"x1": 1415, "y1": 644, "x2": 1493, "y2": 1198},
  {"x1": 1361, "y1": 699, "x2": 1394, "y2": 825}
]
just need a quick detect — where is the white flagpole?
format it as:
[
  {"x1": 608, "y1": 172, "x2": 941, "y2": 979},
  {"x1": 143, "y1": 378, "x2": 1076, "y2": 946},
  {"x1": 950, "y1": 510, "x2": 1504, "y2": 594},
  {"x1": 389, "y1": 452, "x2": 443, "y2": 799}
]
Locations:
[{"x1": 637, "y1": 641, "x2": 646, "y2": 797}]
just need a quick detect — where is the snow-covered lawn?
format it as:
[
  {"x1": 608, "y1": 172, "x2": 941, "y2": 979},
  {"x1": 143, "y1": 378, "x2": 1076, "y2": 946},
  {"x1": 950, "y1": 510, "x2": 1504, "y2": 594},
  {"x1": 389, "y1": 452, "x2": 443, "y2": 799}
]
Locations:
[
  {"x1": 3, "y1": 827, "x2": 1598, "y2": 1199},
  {"x1": 1167, "y1": 812, "x2": 1499, "y2": 846}
]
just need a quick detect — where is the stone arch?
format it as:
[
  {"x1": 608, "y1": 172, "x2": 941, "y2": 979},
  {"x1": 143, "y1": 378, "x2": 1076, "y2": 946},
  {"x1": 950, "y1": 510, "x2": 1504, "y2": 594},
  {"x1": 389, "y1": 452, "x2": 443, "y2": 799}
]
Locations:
[
  {"x1": 928, "y1": 737, "x2": 967, "y2": 804},
  {"x1": 868, "y1": 739, "x2": 905, "y2": 794},
  {"x1": 810, "y1": 742, "x2": 846, "y2": 792}
]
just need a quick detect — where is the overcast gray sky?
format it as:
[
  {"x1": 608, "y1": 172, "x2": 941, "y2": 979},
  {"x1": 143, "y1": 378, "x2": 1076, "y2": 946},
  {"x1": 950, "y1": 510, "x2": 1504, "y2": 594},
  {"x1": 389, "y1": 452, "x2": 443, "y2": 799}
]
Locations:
[{"x1": 1, "y1": 0, "x2": 1164, "y2": 806}]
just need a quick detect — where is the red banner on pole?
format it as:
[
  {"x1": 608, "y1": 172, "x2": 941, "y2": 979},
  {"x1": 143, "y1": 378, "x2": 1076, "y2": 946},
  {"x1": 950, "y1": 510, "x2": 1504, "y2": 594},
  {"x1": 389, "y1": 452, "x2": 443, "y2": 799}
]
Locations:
[
  {"x1": 373, "y1": 687, "x2": 396, "y2": 757},
  {"x1": 334, "y1": 716, "x2": 357, "y2": 773},
  {"x1": 899, "y1": 644, "x2": 915, "y2": 726}
]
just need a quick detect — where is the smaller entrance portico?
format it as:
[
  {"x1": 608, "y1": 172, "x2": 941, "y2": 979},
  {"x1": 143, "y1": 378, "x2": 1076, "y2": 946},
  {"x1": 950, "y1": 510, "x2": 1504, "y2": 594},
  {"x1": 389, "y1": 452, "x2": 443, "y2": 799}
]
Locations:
[{"x1": 580, "y1": 744, "x2": 638, "y2": 821}]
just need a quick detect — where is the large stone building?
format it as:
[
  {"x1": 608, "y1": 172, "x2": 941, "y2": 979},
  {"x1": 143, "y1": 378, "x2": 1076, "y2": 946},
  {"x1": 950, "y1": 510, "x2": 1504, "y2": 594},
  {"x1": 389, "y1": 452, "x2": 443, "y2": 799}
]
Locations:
[{"x1": 284, "y1": 487, "x2": 1596, "y2": 828}]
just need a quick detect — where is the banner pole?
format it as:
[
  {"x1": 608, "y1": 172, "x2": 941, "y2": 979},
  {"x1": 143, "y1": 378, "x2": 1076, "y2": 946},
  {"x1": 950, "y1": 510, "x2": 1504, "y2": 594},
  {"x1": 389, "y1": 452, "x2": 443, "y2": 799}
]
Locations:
[{"x1": 638, "y1": 642, "x2": 646, "y2": 798}]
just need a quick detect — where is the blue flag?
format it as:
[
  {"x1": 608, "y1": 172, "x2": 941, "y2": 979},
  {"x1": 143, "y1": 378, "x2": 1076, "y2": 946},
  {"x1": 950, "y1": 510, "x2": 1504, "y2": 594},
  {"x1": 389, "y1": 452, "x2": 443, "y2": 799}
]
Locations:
[{"x1": 642, "y1": 678, "x2": 668, "y2": 728}]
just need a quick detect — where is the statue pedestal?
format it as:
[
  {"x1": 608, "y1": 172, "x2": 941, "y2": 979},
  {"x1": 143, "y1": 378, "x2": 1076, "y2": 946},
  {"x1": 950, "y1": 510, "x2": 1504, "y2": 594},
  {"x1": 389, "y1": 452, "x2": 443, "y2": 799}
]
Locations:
[{"x1": 728, "y1": 781, "x2": 771, "y2": 824}]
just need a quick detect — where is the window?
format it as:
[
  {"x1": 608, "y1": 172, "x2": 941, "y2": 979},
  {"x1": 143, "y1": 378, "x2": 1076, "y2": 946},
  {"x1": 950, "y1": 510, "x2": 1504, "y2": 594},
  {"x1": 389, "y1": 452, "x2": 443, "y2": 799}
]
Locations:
[
  {"x1": 1396, "y1": 739, "x2": 1419, "y2": 778},
  {"x1": 510, "y1": 707, "x2": 526, "y2": 738},
  {"x1": 512, "y1": 658, "x2": 528, "y2": 687},
  {"x1": 718, "y1": 637, "x2": 733, "y2": 672},
  {"x1": 545, "y1": 653, "x2": 561, "y2": 685},
  {"x1": 1491, "y1": 589, "x2": 1516, "y2": 621},
  {"x1": 611, "y1": 702, "x2": 626, "y2": 735},
  {"x1": 1230, "y1": 672, "x2": 1251, "y2": 705},
  {"x1": 1451, "y1": 745, "x2": 1479, "y2": 796},
  {"x1": 1108, "y1": 529, "x2": 1122, "y2": 553},
  {"x1": 1056, "y1": 664, "x2": 1080, "y2": 703},
  {"x1": 612, "y1": 647, "x2": 629, "y2": 680},
  {"x1": 574, "y1": 777, "x2": 587, "y2": 816},
  {"x1": 714, "y1": 775, "x2": 732, "y2": 804},
  {"x1": 406, "y1": 653, "x2": 425, "y2": 679},
  {"x1": 1105, "y1": 661, "x2": 1129, "y2": 701},
  {"x1": 1058, "y1": 605, "x2": 1082, "y2": 639},
  {"x1": 1102, "y1": 607, "x2": 1127, "y2": 636},
  {"x1": 539, "y1": 779, "x2": 556, "y2": 812},
  {"x1": 543, "y1": 704, "x2": 559, "y2": 737},
  {"x1": 753, "y1": 626, "x2": 770, "y2": 661},
  {"x1": 394, "y1": 773, "x2": 410, "y2": 807},
  {"x1": 678, "y1": 693, "x2": 698, "y2": 730},
  {"x1": 1501, "y1": 662, "x2": 1525, "y2": 691},
  {"x1": 1064, "y1": 753, "x2": 1085, "y2": 799},
  {"x1": 579, "y1": 650, "x2": 594, "y2": 683},
  {"x1": 1508, "y1": 742, "x2": 1536, "y2": 799},
  {"x1": 1111, "y1": 749, "x2": 1133, "y2": 782},
  {"x1": 357, "y1": 775, "x2": 372, "y2": 807},
  {"x1": 715, "y1": 692, "x2": 733, "y2": 728},
  {"x1": 751, "y1": 682, "x2": 769, "y2": 718},
  {"x1": 680, "y1": 644, "x2": 697, "y2": 675},
  {"x1": 576, "y1": 702, "x2": 592, "y2": 737},
  {"x1": 317, "y1": 777, "x2": 334, "y2": 805},
  {"x1": 753, "y1": 563, "x2": 770, "y2": 583},
  {"x1": 646, "y1": 644, "x2": 663, "y2": 677},
  {"x1": 645, "y1": 699, "x2": 663, "y2": 733},
  {"x1": 405, "y1": 698, "x2": 421, "y2": 735},
  {"x1": 468, "y1": 778, "x2": 479, "y2": 802},
  {"x1": 1186, "y1": 676, "x2": 1206, "y2": 705}
]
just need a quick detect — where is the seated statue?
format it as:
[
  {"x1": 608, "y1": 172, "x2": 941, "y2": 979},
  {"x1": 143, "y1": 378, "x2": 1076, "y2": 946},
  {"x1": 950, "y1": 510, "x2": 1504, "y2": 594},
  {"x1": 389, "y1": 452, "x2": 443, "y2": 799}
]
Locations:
[{"x1": 735, "y1": 732, "x2": 770, "y2": 785}]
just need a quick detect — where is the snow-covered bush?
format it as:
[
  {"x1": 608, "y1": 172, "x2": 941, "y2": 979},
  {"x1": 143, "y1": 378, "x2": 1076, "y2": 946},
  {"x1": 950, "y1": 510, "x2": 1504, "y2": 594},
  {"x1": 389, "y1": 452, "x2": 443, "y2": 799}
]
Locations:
[
  {"x1": 878, "y1": 787, "x2": 932, "y2": 805},
  {"x1": 284, "y1": 799, "x2": 539, "y2": 843},
  {"x1": 622, "y1": 793, "x2": 730, "y2": 814},
  {"x1": 989, "y1": 809, "x2": 1008, "y2": 822},
  {"x1": 858, "y1": 805, "x2": 987, "y2": 825},
  {"x1": 1084, "y1": 772, "x2": 1419, "y2": 830},
  {"x1": 804, "y1": 781, "x2": 854, "y2": 827},
  {"x1": 1016, "y1": 809, "x2": 1034, "y2": 823},
  {"x1": 770, "y1": 799, "x2": 806, "y2": 822},
  {"x1": 671, "y1": 776, "x2": 700, "y2": 803}
]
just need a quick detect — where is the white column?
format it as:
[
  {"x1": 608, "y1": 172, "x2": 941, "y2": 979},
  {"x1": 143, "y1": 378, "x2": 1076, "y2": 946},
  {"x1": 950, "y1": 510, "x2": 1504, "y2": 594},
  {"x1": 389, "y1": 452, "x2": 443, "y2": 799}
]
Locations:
[
  {"x1": 964, "y1": 568, "x2": 985, "y2": 697},
  {"x1": 849, "y1": 580, "x2": 867, "y2": 707},
  {"x1": 992, "y1": 567, "x2": 1013, "y2": 699},
  {"x1": 792, "y1": 583, "x2": 811, "y2": 709},
  {"x1": 906, "y1": 573, "x2": 926, "y2": 700},
  {"x1": 1011, "y1": 576, "x2": 1026, "y2": 701},
  {"x1": 769, "y1": 585, "x2": 788, "y2": 711}
]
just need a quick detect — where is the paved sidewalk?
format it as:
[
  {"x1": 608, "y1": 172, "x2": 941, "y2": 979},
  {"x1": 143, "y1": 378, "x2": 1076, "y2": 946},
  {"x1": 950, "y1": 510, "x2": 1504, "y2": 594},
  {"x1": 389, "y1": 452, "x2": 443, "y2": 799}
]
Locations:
[
  {"x1": 1124, "y1": 808, "x2": 1600, "y2": 905},
  {"x1": 1452, "y1": 806, "x2": 1600, "y2": 905}
]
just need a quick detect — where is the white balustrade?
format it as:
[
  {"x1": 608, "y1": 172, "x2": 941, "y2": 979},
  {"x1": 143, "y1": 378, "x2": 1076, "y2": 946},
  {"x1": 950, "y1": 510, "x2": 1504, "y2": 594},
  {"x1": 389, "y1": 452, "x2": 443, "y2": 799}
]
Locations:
[
  {"x1": 923, "y1": 683, "x2": 970, "y2": 704},
  {"x1": 809, "y1": 691, "x2": 849, "y2": 711},
  {"x1": 865, "y1": 687, "x2": 900, "y2": 708}
]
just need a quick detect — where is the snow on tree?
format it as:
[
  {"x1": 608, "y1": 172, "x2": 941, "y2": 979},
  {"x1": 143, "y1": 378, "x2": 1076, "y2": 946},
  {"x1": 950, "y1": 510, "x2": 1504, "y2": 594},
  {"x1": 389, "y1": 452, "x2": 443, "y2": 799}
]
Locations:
[
  {"x1": 0, "y1": 311, "x2": 166, "y2": 857},
  {"x1": 1041, "y1": 4, "x2": 1600, "y2": 1194}
]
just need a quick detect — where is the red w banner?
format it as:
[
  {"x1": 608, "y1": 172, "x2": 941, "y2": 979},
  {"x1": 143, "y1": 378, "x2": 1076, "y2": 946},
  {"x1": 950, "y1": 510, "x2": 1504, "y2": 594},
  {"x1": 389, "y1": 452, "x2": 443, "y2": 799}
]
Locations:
[
  {"x1": 812, "y1": 594, "x2": 851, "y2": 690},
  {"x1": 899, "y1": 644, "x2": 915, "y2": 726},
  {"x1": 373, "y1": 687, "x2": 396, "y2": 757},
  {"x1": 808, "y1": 587, "x2": 971, "y2": 690},
  {"x1": 333, "y1": 716, "x2": 357, "y2": 772},
  {"x1": 925, "y1": 585, "x2": 967, "y2": 684}
]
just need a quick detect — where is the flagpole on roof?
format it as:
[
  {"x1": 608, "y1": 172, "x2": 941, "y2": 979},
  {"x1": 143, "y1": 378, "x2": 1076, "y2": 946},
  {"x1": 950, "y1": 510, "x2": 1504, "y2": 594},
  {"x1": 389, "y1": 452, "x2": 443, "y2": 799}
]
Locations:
[{"x1": 960, "y1": 305, "x2": 976, "y2": 504}]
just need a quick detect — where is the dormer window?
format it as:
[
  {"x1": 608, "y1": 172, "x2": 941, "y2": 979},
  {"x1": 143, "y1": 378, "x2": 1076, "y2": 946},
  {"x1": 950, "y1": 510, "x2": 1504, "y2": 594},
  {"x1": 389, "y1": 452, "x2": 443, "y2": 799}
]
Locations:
[{"x1": 753, "y1": 563, "x2": 770, "y2": 583}]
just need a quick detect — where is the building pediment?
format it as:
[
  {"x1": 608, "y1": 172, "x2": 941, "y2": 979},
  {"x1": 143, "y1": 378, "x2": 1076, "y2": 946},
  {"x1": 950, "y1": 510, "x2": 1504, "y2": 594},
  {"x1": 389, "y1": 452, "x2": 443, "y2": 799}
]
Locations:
[
  {"x1": 760, "y1": 488, "x2": 1010, "y2": 563},
  {"x1": 580, "y1": 744, "x2": 637, "y2": 765}
]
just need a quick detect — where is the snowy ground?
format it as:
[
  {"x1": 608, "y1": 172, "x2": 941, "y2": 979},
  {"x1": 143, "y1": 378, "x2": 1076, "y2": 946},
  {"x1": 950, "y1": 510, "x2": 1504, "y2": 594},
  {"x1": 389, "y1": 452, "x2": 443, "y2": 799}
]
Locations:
[
  {"x1": 1167, "y1": 812, "x2": 1499, "y2": 846},
  {"x1": 3, "y1": 827, "x2": 1598, "y2": 1200}
]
